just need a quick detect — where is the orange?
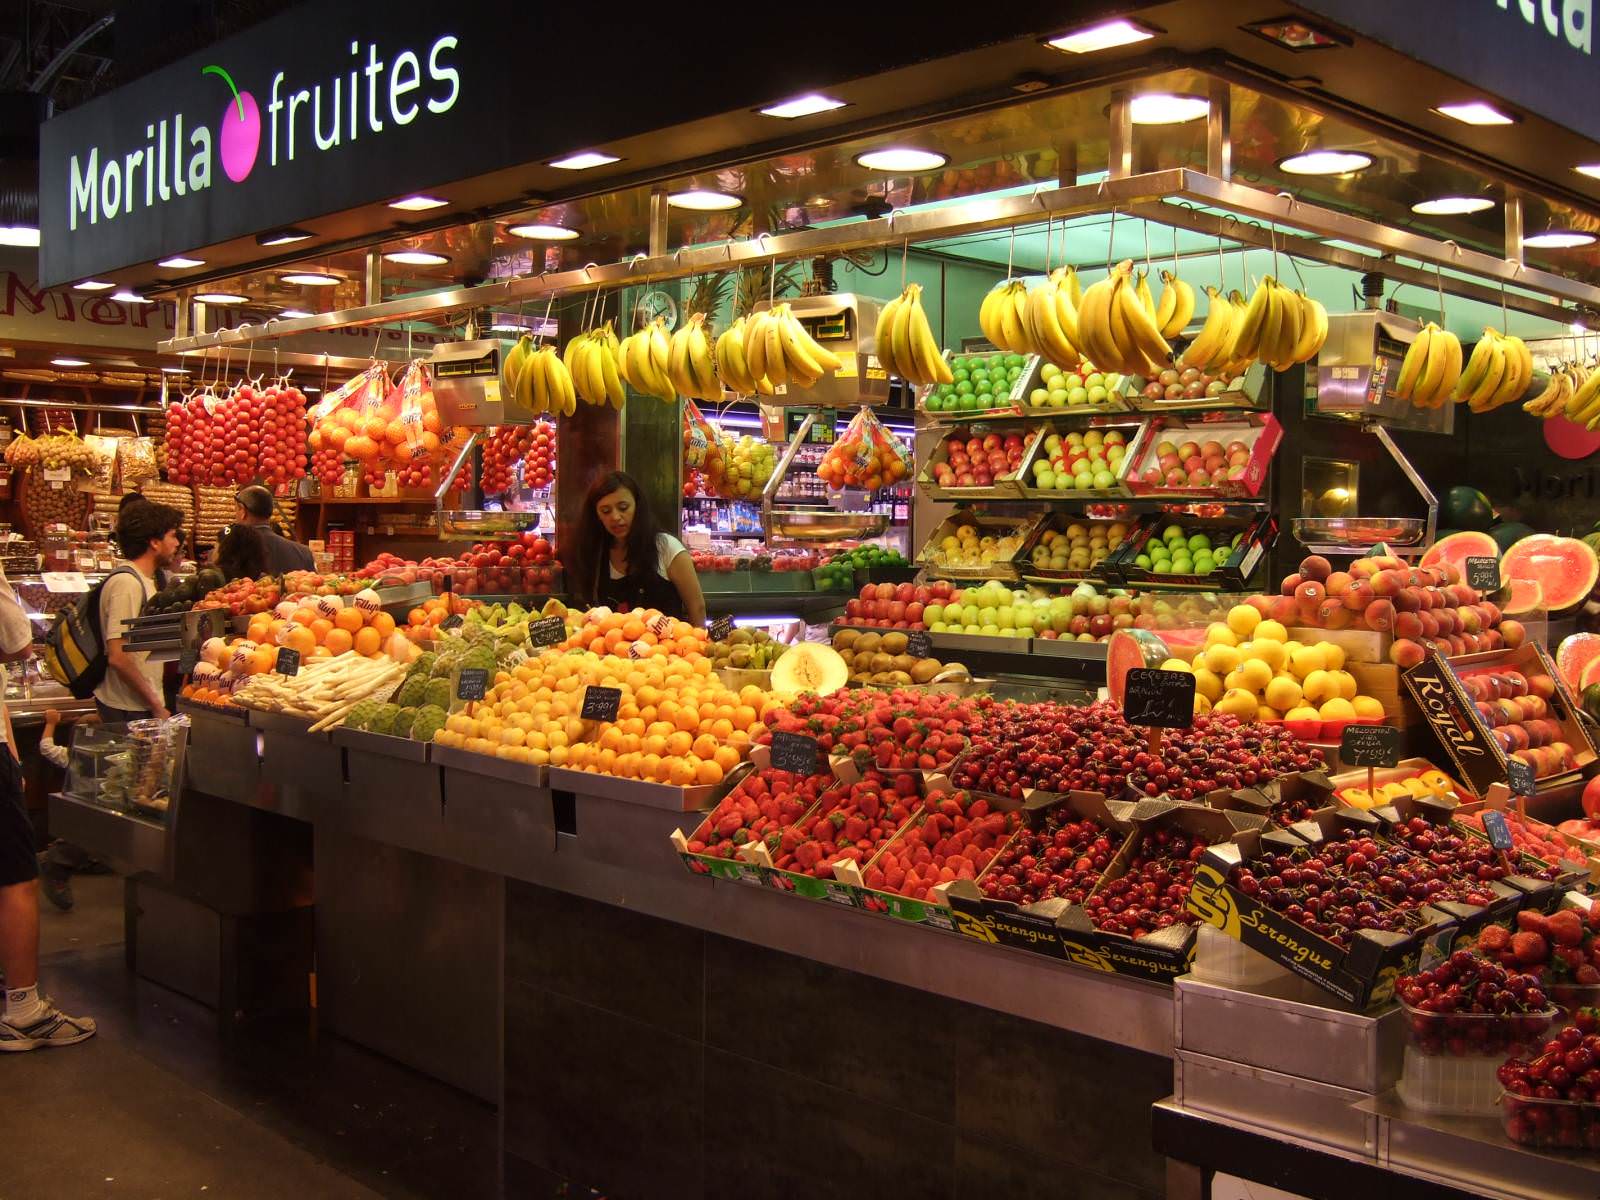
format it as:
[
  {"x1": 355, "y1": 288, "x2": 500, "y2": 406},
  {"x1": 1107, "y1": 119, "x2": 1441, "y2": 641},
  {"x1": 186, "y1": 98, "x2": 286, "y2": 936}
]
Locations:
[
  {"x1": 310, "y1": 618, "x2": 334, "y2": 641},
  {"x1": 311, "y1": 645, "x2": 332, "y2": 659},
  {"x1": 622, "y1": 617, "x2": 646, "y2": 641},
  {"x1": 666, "y1": 730, "x2": 693, "y2": 758},
  {"x1": 695, "y1": 759, "x2": 723, "y2": 786},
  {"x1": 353, "y1": 627, "x2": 381, "y2": 657},
  {"x1": 713, "y1": 745, "x2": 741, "y2": 773},
  {"x1": 692, "y1": 733, "x2": 719, "y2": 760},
  {"x1": 668, "y1": 758, "x2": 696, "y2": 787},
  {"x1": 369, "y1": 612, "x2": 396, "y2": 639},
  {"x1": 732, "y1": 705, "x2": 757, "y2": 731},
  {"x1": 251, "y1": 646, "x2": 276, "y2": 675},
  {"x1": 327, "y1": 426, "x2": 350, "y2": 450},
  {"x1": 710, "y1": 718, "x2": 734, "y2": 742},
  {"x1": 673, "y1": 706, "x2": 699, "y2": 733},
  {"x1": 386, "y1": 419, "x2": 409, "y2": 445},
  {"x1": 407, "y1": 607, "x2": 428, "y2": 627},
  {"x1": 334, "y1": 607, "x2": 365, "y2": 634},
  {"x1": 283, "y1": 626, "x2": 317, "y2": 657},
  {"x1": 364, "y1": 415, "x2": 390, "y2": 440},
  {"x1": 323, "y1": 628, "x2": 354, "y2": 655}
]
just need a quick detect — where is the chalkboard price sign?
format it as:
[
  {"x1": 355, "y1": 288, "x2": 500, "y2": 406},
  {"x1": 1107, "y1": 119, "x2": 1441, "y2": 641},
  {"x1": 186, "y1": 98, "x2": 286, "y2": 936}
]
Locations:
[
  {"x1": 906, "y1": 630, "x2": 934, "y2": 658},
  {"x1": 770, "y1": 731, "x2": 822, "y2": 776},
  {"x1": 708, "y1": 614, "x2": 734, "y2": 642},
  {"x1": 1339, "y1": 723, "x2": 1401, "y2": 768},
  {"x1": 274, "y1": 647, "x2": 301, "y2": 677},
  {"x1": 1481, "y1": 810, "x2": 1515, "y2": 852},
  {"x1": 455, "y1": 667, "x2": 489, "y2": 702},
  {"x1": 440, "y1": 613, "x2": 465, "y2": 632},
  {"x1": 1122, "y1": 669, "x2": 1197, "y2": 729},
  {"x1": 527, "y1": 615, "x2": 566, "y2": 647},
  {"x1": 1505, "y1": 757, "x2": 1536, "y2": 798},
  {"x1": 581, "y1": 685, "x2": 623, "y2": 722},
  {"x1": 1465, "y1": 557, "x2": 1501, "y2": 593}
]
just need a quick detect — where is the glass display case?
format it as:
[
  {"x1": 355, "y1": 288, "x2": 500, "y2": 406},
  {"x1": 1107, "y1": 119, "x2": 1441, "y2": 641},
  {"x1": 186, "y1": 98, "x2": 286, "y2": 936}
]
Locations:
[{"x1": 65, "y1": 716, "x2": 188, "y2": 823}]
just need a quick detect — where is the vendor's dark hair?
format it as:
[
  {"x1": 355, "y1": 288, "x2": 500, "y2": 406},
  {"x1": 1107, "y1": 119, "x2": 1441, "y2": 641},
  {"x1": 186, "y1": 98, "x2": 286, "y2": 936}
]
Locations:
[
  {"x1": 216, "y1": 523, "x2": 267, "y2": 581},
  {"x1": 115, "y1": 501, "x2": 185, "y2": 559},
  {"x1": 572, "y1": 470, "x2": 664, "y2": 604}
]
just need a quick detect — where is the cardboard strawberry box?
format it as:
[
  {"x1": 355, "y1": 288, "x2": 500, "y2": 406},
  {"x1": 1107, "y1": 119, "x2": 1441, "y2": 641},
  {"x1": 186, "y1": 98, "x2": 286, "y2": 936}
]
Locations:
[
  {"x1": 670, "y1": 761, "x2": 831, "y2": 885},
  {"x1": 1123, "y1": 411, "x2": 1281, "y2": 499}
]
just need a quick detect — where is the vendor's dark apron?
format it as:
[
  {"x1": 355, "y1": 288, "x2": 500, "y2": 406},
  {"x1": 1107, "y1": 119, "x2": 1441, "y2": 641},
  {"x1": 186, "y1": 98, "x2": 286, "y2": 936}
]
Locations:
[{"x1": 597, "y1": 564, "x2": 685, "y2": 619}]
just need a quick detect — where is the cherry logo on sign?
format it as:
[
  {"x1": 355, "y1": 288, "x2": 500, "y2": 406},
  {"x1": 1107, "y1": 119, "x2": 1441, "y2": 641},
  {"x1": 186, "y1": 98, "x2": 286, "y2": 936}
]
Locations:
[{"x1": 205, "y1": 65, "x2": 261, "y2": 183}]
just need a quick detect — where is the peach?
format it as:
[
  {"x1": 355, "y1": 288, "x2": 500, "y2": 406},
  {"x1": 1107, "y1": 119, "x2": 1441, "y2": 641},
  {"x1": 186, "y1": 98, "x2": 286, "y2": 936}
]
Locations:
[
  {"x1": 1342, "y1": 581, "x2": 1376, "y2": 612},
  {"x1": 1527, "y1": 671, "x2": 1555, "y2": 699},
  {"x1": 1294, "y1": 580, "x2": 1326, "y2": 608},
  {"x1": 1349, "y1": 559, "x2": 1381, "y2": 580},
  {"x1": 1318, "y1": 599, "x2": 1352, "y2": 629},
  {"x1": 1389, "y1": 638, "x2": 1427, "y2": 668},
  {"x1": 1365, "y1": 599, "x2": 1396, "y2": 632},
  {"x1": 1325, "y1": 571, "x2": 1353, "y2": 597},
  {"x1": 1280, "y1": 573, "x2": 1305, "y2": 597},
  {"x1": 1299, "y1": 555, "x2": 1333, "y2": 582},
  {"x1": 1499, "y1": 619, "x2": 1525, "y2": 648}
]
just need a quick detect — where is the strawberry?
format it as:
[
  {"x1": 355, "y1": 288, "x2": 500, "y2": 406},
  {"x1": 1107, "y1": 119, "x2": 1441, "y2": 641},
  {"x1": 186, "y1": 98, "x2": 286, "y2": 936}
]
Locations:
[
  {"x1": 1516, "y1": 910, "x2": 1550, "y2": 935},
  {"x1": 1546, "y1": 909, "x2": 1586, "y2": 947},
  {"x1": 1511, "y1": 931, "x2": 1549, "y2": 965},
  {"x1": 1477, "y1": 924, "x2": 1511, "y2": 952}
]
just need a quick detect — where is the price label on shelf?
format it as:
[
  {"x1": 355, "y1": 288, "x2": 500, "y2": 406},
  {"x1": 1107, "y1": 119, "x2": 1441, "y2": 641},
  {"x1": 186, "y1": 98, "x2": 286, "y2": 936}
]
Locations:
[
  {"x1": 40, "y1": 572, "x2": 89, "y2": 594},
  {"x1": 708, "y1": 614, "x2": 734, "y2": 642},
  {"x1": 906, "y1": 630, "x2": 933, "y2": 658},
  {"x1": 527, "y1": 615, "x2": 565, "y2": 647},
  {"x1": 1339, "y1": 724, "x2": 1401, "y2": 768},
  {"x1": 580, "y1": 685, "x2": 622, "y2": 722},
  {"x1": 1481, "y1": 810, "x2": 1516, "y2": 852},
  {"x1": 274, "y1": 647, "x2": 300, "y2": 677},
  {"x1": 1465, "y1": 557, "x2": 1501, "y2": 592},
  {"x1": 770, "y1": 731, "x2": 822, "y2": 776},
  {"x1": 455, "y1": 667, "x2": 489, "y2": 702},
  {"x1": 1122, "y1": 669, "x2": 1197, "y2": 729},
  {"x1": 1505, "y1": 757, "x2": 1536, "y2": 798},
  {"x1": 440, "y1": 613, "x2": 465, "y2": 632}
]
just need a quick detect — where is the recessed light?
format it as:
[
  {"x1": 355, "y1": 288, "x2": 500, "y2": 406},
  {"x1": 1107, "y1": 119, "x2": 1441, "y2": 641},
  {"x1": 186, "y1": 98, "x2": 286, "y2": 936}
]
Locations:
[
  {"x1": 389, "y1": 195, "x2": 448, "y2": 211},
  {"x1": 1044, "y1": 18, "x2": 1159, "y2": 54},
  {"x1": 278, "y1": 308, "x2": 315, "y2": 319},
  {"x1": 302, "y1": 386, "x2": 321, "y2": 394},
  {"x1": 508, "y1": 223, "x2": 580, "y2": 241},
  {"x1": 51, "y1": 358, "x2": 89, "y2": 368},
  {"x1": 547, "y1": 151, "x2": 620, "y2": 170},
  {"x1": 854, "y1": 148, "x2": 949, "y2": 173},
  {"x1": 1128, "y1": 93, "x2": 1211, "y2": 125},
  {"x1": 158, "y1": 256, "x2": 205, "y2": 268},
  {"x1": 0, "y1": 225, "x2": 39, "y2": 247},
  {"x1": 160, "y1": 366, "x2": 188, "y2": 374},
  {"x1": 257, "y1": 229, "x2": 313, "y2": 247},
  {"x1": 281, "y1": 272, "x2": 340, "y2": 286},
  {"x1": 194, "y1": 292, "x2": 249, "y2": 305},
  {"x1": 1243, "y1": 17, "x2": 1347, "y2": 50},
  {"x1": 666, "y1": 190, "x2": 743, "y2": 211},
  {"x1": 760, "y1": 94, "x2": 847, "y2": 119},
  {"x1": 112, "y1": 290, "x2": 152, "y2": 304},
  {"x1": 74, "y1": 280, "x2": 114, "y2": 291},
  {"x1": 1278, "y1": 150, "x2": 1373, "y2": 176},
  {"x1": 1523, "y1": 230, "x2": 1596, "y2": 249},
  {"x1": 1434, "y1": 101, "x2": 1515, "y2": 126},
  {"x1": 1577, "y1": 165, "x2": 1600, "y2": 181},
  {"x1": 382, "y1": 250, "x2": 450, "y2": 266},
  {"x1": 1411, "y1": 196, "x2": 1496, "y2": 216}
]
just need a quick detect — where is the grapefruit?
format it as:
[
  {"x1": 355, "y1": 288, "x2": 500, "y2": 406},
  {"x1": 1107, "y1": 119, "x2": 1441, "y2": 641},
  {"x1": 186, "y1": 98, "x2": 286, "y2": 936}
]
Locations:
[
  {"x1": 1419, "y1": 530, "x2": 1498, "y2": 579},
  {"x1": 1501, "y1": 578, "x2": 1545, "y2": 617},
  {"x1": 1501, "y1": 534, "x2": 1599, "y2": 613},
  {"x1": 1557, "y1": 632, "x2": 1600, "y2": 692}
]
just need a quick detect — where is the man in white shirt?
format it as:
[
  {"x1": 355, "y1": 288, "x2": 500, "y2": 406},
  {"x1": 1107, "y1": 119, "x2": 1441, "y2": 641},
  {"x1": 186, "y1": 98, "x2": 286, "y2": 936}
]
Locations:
[
  {"x1": 0, "y1": 563, "x2": 95, "y2": 1050},
  {"x1": 95, "y1": 502, "x2": 184, "y2": 722}
]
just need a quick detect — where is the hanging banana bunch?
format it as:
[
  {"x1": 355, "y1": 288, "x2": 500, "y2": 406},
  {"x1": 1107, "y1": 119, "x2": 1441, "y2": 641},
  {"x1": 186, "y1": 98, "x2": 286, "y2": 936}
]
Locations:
[
  {"x1": 667, "y1": 313, "x2": 722, "y2": 402},
  {"x1": 1523, "y1": 362, "x2": 1579, "y2": 419},
  {"x1": 1177, "y1": 288, "x2": 1236, "y2": 372},
  {"x1": 875, "y1": 283, "x2": 954, "y2": 387},
  {"x1": 978, "y1": 279, "x2": 1035, "y2": 353},
  {"x1": 566, "y1": 322, "x2": 626, "y2": 410},
  {"x1": 1023, "y1": 267, "x2": 1082, "y2": 372},
  {"x1": 1222, "y1": 277, "x2": 1326, "y2": 372},
  {"x1": 510, "y1": 344, "x2": 577, "y2": 417},
  {"x1": 1393, "y1": 322, "x2": 1462, "y2": 409},
  {"x1": 714, "y1": 316, "x2": 772, "y2": 397},
  {"x1": 618, "y1": 317, "x2": 676, "y2": 403},
  {"x1": 1073, "y1": 260, "x2": 1172, "y2": 377},
  {"x1": 500, "y1": 334, "x2": 530, "y2": 398},
  {"x1": 1562, "y1": 361, "x2": 1600, "y2": 427},
  {"x1": 1155, "y1": 270, "x2": 1196, "y2": 340},
  {"x1": 1452, "y1": 327, "x2": 1533, "y2": 412},
  {"x1": 740, "y1": 303, "x2": 842, "y2": 391}
]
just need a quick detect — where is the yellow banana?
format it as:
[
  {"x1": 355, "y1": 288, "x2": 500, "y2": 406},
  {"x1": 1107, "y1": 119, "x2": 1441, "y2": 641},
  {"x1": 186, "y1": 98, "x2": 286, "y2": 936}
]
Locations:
[
  {"x1": 873, "y1": 294, "x2": 903, "y2": 377},
  {"x1": 1464, "y1": 334, "x2": 1507, "y2": 409},
  {"x1": 1074, "y1": 272, "x2": 1120, "y2": 375},
  {"x1": 746, "y1": 310, "x2": 774, "y2": 384},
  {"x1": 1179, "y1": 288, "x2": 1232, "y2": 370},
  {"x1": 501, "y1": 336, "x2": 527, "y2": 398},
  {"x1": 667, "y1": 320, "x2": 696, "y2": 397},
  {"x1": 1454, "y1": 330, "x2": 1499, "y2": 403},
  {"x1": 1415, "y1": 326, "x2": 1461, "y2": 408},
  {"x1": 1258, "y1": 283, "x2": 1286, "y2": 369},
  {"x1": 716, "y1": 319, "x2": 755, "y2": 395},
  {"x1": 1291, "y1": 292, "x2": 1328, "y2": 364},
  {"x1": 1113, "y1": 267, "x2": 1174, "y2": 370},
  {"x1": 1156, "y1": 271, "x2": 1196, "y2": 339},
  {"x1": 1230, "y1": 278, "x2": 1274, "y2": 363},
  {"x1": 598, "y1": 336, "x2": 626, "y2": 410},
  {"x1": 903, "y1": 285, "x2": 951, "y2": 385},
  {"x1": 1394, "y1": 325, "x2": 1433, "y2": 401},
  {"x1": 979, "y1": 282, "x2": 1012, "y2": 350},
  {"x1": 1136, "y1": 271, "x2": 1158, "y2": 323},
  {"x1": 1066, "y1": 267, "x2": 1082, "y2": 309},
  {"x1": 1026, "y1": 276, "x2": 1078, "y2": 370},
  {"x1": 761, "y1": 308, "x2": 790, "y2": 387},
  {"x1": 1490, "y1": 335, "x2": 1532, "y2": 409}
]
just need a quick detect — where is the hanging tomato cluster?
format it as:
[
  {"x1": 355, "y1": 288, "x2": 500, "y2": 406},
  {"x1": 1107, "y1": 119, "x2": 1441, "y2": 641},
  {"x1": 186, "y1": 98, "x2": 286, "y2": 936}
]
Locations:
[
  {"x1": 163, "y1": 381, "x2": 308, "y2": 486},
  {"x1": 480, "y1": 421, "x2": 558, "y2": 496}
]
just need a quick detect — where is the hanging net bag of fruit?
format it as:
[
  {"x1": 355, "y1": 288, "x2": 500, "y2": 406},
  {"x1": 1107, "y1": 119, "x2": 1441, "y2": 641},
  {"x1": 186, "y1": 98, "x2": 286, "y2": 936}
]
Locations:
[{"x1": 817, "y1": 407, "x2": 910, "y2": 491}]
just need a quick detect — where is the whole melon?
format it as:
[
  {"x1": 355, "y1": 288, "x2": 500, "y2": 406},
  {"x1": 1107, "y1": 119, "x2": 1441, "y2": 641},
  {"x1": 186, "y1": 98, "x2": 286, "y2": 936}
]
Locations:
[
  {"x1": 1489, "y1": 522, "x2": 1536, "y2": 554},
  {"x1": 1440, "y1": 486, "x2": 1495, "y2": 531}
]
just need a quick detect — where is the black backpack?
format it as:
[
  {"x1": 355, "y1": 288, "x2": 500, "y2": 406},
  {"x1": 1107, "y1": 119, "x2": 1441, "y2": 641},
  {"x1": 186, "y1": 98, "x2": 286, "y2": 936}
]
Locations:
[{"x1": 42, "y1": 566, "x2": 143, "y2": 700}]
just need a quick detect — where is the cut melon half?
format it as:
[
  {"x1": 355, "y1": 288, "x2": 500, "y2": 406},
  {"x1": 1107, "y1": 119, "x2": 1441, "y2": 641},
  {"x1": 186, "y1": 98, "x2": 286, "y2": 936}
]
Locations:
[
  {"x1": 1557, "y1": 632, "x2": 1600, "y2": 692},
  {"x1": 1582, "y1": 656, "x2": 1600, "y2": 692},
  {"x1": 1502, "y1": 578, "x2": 1545, "y2": 617},
  {"x1": 1419, "y1": 530, "x2": 1498, "y2": 582},
  {"x1": 1501, "y1": 534, "x2": 1600, "y2": 613},
  {"x1": 769, "y1": 642, "x2": 848, "y2": 696},
  {"x1": 1106, "y1": 628, "x2": 1171, "y2": 707}
]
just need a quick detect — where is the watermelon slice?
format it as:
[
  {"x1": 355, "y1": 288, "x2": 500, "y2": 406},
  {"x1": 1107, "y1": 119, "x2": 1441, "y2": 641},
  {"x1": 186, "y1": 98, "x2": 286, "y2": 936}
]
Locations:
[
  {"x1": 1419, "y1": 530, "x2": 1499, "y2": 580},
  {"x1": 1501, "y1": 534, "x2": 1600, "y2": 613},
  {"x1": 1502, "y1": 578, "x2": 1545, "y2": 616},
  {"x1": 1557, "y1": 632, "x2": 1600, "y2": 692},
  {"x1": 1106, "y1": 628, "x2": 1171, "y2": 707},
  {"x1": 1582, "y1": 656, "x2": 1600, "y2": 692}
]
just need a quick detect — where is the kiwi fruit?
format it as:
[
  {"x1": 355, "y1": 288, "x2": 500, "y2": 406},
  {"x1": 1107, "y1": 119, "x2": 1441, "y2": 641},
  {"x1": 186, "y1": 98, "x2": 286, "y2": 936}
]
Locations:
[
  {"x1": 887, "y1": 670, "x2": 913, "y2": 686},
  {"x1": 833, "y1": 630, "x2": 859, "y2": 651},
  {"x1": 854, "y1": 632, "x2": 882, "y2": 655},
  {"x1": 890, "y1": 653, "x2": 916, "y2": 674},
  {"x1": 881, "y1": 631, "x2": 908, "y2": 655},
  {"x1": 909, "y1": 660, "x2": 942, "y2": 684},
  {"x1": 869, "y1": 652, "x2": 895, "y2": 674}
]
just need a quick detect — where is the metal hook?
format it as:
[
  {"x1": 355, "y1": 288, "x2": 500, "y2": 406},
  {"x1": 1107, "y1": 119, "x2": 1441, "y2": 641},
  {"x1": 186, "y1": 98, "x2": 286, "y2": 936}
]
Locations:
[
  {"x1": 1106, "y1": 207, "x2": 1118, "y2": 275},
  {"x1": 900, "y1": 239, "x2": 909, "y2": 290},
  {"x1": 1006, "y1": 224, "x2": 1016, "y2": 282},
  {"x1": 1435, "y1": 262, "x2": 1446, "y2": 326}
]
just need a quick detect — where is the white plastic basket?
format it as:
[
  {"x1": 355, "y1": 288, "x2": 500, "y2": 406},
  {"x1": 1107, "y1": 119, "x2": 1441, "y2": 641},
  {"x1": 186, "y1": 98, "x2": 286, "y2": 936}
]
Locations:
[
  {"x1": 1395, "y1": 1044, "x2": 1503, "y2": 1116},
  {"x1": 1186, "y1": 924, "x2": 1294, "y2": 989}
]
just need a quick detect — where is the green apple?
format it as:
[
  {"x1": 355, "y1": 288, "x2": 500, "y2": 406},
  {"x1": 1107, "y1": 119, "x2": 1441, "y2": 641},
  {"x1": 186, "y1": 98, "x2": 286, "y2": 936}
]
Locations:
[{"x1": 925, "y1": 603, "x2": 945, "y2": 624}]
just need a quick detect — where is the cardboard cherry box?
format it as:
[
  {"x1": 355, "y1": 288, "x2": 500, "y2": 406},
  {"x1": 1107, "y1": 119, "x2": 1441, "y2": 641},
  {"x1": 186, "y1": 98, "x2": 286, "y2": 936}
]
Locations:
[
  {"x1": 1402, "y1": 643, "x2": 1597, "y2": 799},
  {"x1": 1204, "y1": 768, "x2": 1339, "y2": 828},
  {"x1": 1123, "y1": 411, "x2": 1281, "y2": 500}
]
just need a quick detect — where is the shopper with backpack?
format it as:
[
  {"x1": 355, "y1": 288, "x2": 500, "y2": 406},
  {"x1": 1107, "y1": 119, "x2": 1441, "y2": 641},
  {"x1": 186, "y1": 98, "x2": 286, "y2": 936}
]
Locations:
[{"x1": 94, "y1": 502, "x2": 184, "y2": 723}]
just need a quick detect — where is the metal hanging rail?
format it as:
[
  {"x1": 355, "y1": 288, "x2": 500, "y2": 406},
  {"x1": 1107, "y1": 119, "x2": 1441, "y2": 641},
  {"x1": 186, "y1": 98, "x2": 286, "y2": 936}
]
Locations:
[{"x1": 158, "y1": 169, "x2": 1600, "y2": 359}]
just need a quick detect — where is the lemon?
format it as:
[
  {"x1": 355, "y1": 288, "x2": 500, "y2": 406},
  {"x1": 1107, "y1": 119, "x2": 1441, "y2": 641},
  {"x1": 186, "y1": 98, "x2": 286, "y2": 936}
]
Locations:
[
  {"x1": 1319, "y1": 697, "x2": 1357, "y2": 721},
  {"x1": 1227, "y1": 604, "x2": 1262, "y2": 637},
  {"x1": 1289, "y1": 645, "x2": 1327, "y2": 678},
  {"x1": 1264, "y1": 675, "x2": 1303, "y2": 712},
  {"x1": 1255, "y1": 619, "x2": 1288, "y2": 643},
  {"x1": 1202, "y1": 644, "x2": 1243, "y2": 676}
]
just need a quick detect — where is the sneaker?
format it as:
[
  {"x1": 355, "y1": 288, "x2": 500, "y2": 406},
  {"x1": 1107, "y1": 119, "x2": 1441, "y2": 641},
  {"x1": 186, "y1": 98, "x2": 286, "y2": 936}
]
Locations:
[
  {"x1": 39, "y1": 860, "x2": 73, "y2": 912},
  {"x1": 0, "y1": 1000, "x2": 97, "y2": 1051}
]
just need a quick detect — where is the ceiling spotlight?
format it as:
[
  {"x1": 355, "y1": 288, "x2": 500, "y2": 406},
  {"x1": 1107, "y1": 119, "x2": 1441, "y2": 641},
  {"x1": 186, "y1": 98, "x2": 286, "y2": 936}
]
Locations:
[
  {"x1": 547, "y1": 151, "x2": 620, "y2": 170},
  {"x1": 158, "y1": 256, "x2": 205, "y2": 268},
  {"x1": 160, "y1": 366, "x2": 189, "y2": 374},
  {"x1": 1278, "y1": 150, "x2": 1373, "y2": 175},
  {"x1": 0, "y1": 225, "x2": 40, "y2": 247},
  {"x1": 1044, "y1": 18, "x2": 1159, "y2": 54},
  {"x1": 1576, "y1": 165, "x2": 1600, "y2": 181},
  {"x1": 278, "y1": 308, "x2": 315, "y2": 319},
  {"x1": 51, "y1": 358, "x2": 89, "y2": 368},
  {"x1": 382, "y1": 250, "x2": 450, "y2": 265},
  {"x1": 1243, "y1": 18, "x2": 1348, "y2": 51},
  {"x1": 1523, "y1": 230, "x2": 1597, "y2": 249},
  {"x1": 1128, "y1": 93, "x2": 1210, "y2": 125},
  {"x1": 112, "y1": 290, "x2": 152, "y2": 304},
  {"x1": 760, "y1": 94, "x2": 847, "y2": 119},
  {"x1": 854, "y1": 148, "x2": 949, "y2": 172},
  {"x1": 1411, "y1": 196, "x2": 1496, "y2": 216},
  {"x1": 257, "y1": 229, "x2": 313, "y2": 247},
  {"x1": 281, "y1": 272, "x2": 340, "y2": 286},
  {"x1": 194, "y1": 292, "x2": 250, "y2": 305},
  {"x1": 73, "y1": 280, "x2": 114, "y2": 291},
  {"x1": 508, "y1": 223, "x2": 580, "y2": 240},
  {"x1": 1434, "y1": 101, "x2": 1515, "y2": 126},
  {"x1": 389, "y1": 195, "x2": 448, "y2": 211},
  {"x1": 666, "y1": 190, "x2": 743, "y2": 211}
]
